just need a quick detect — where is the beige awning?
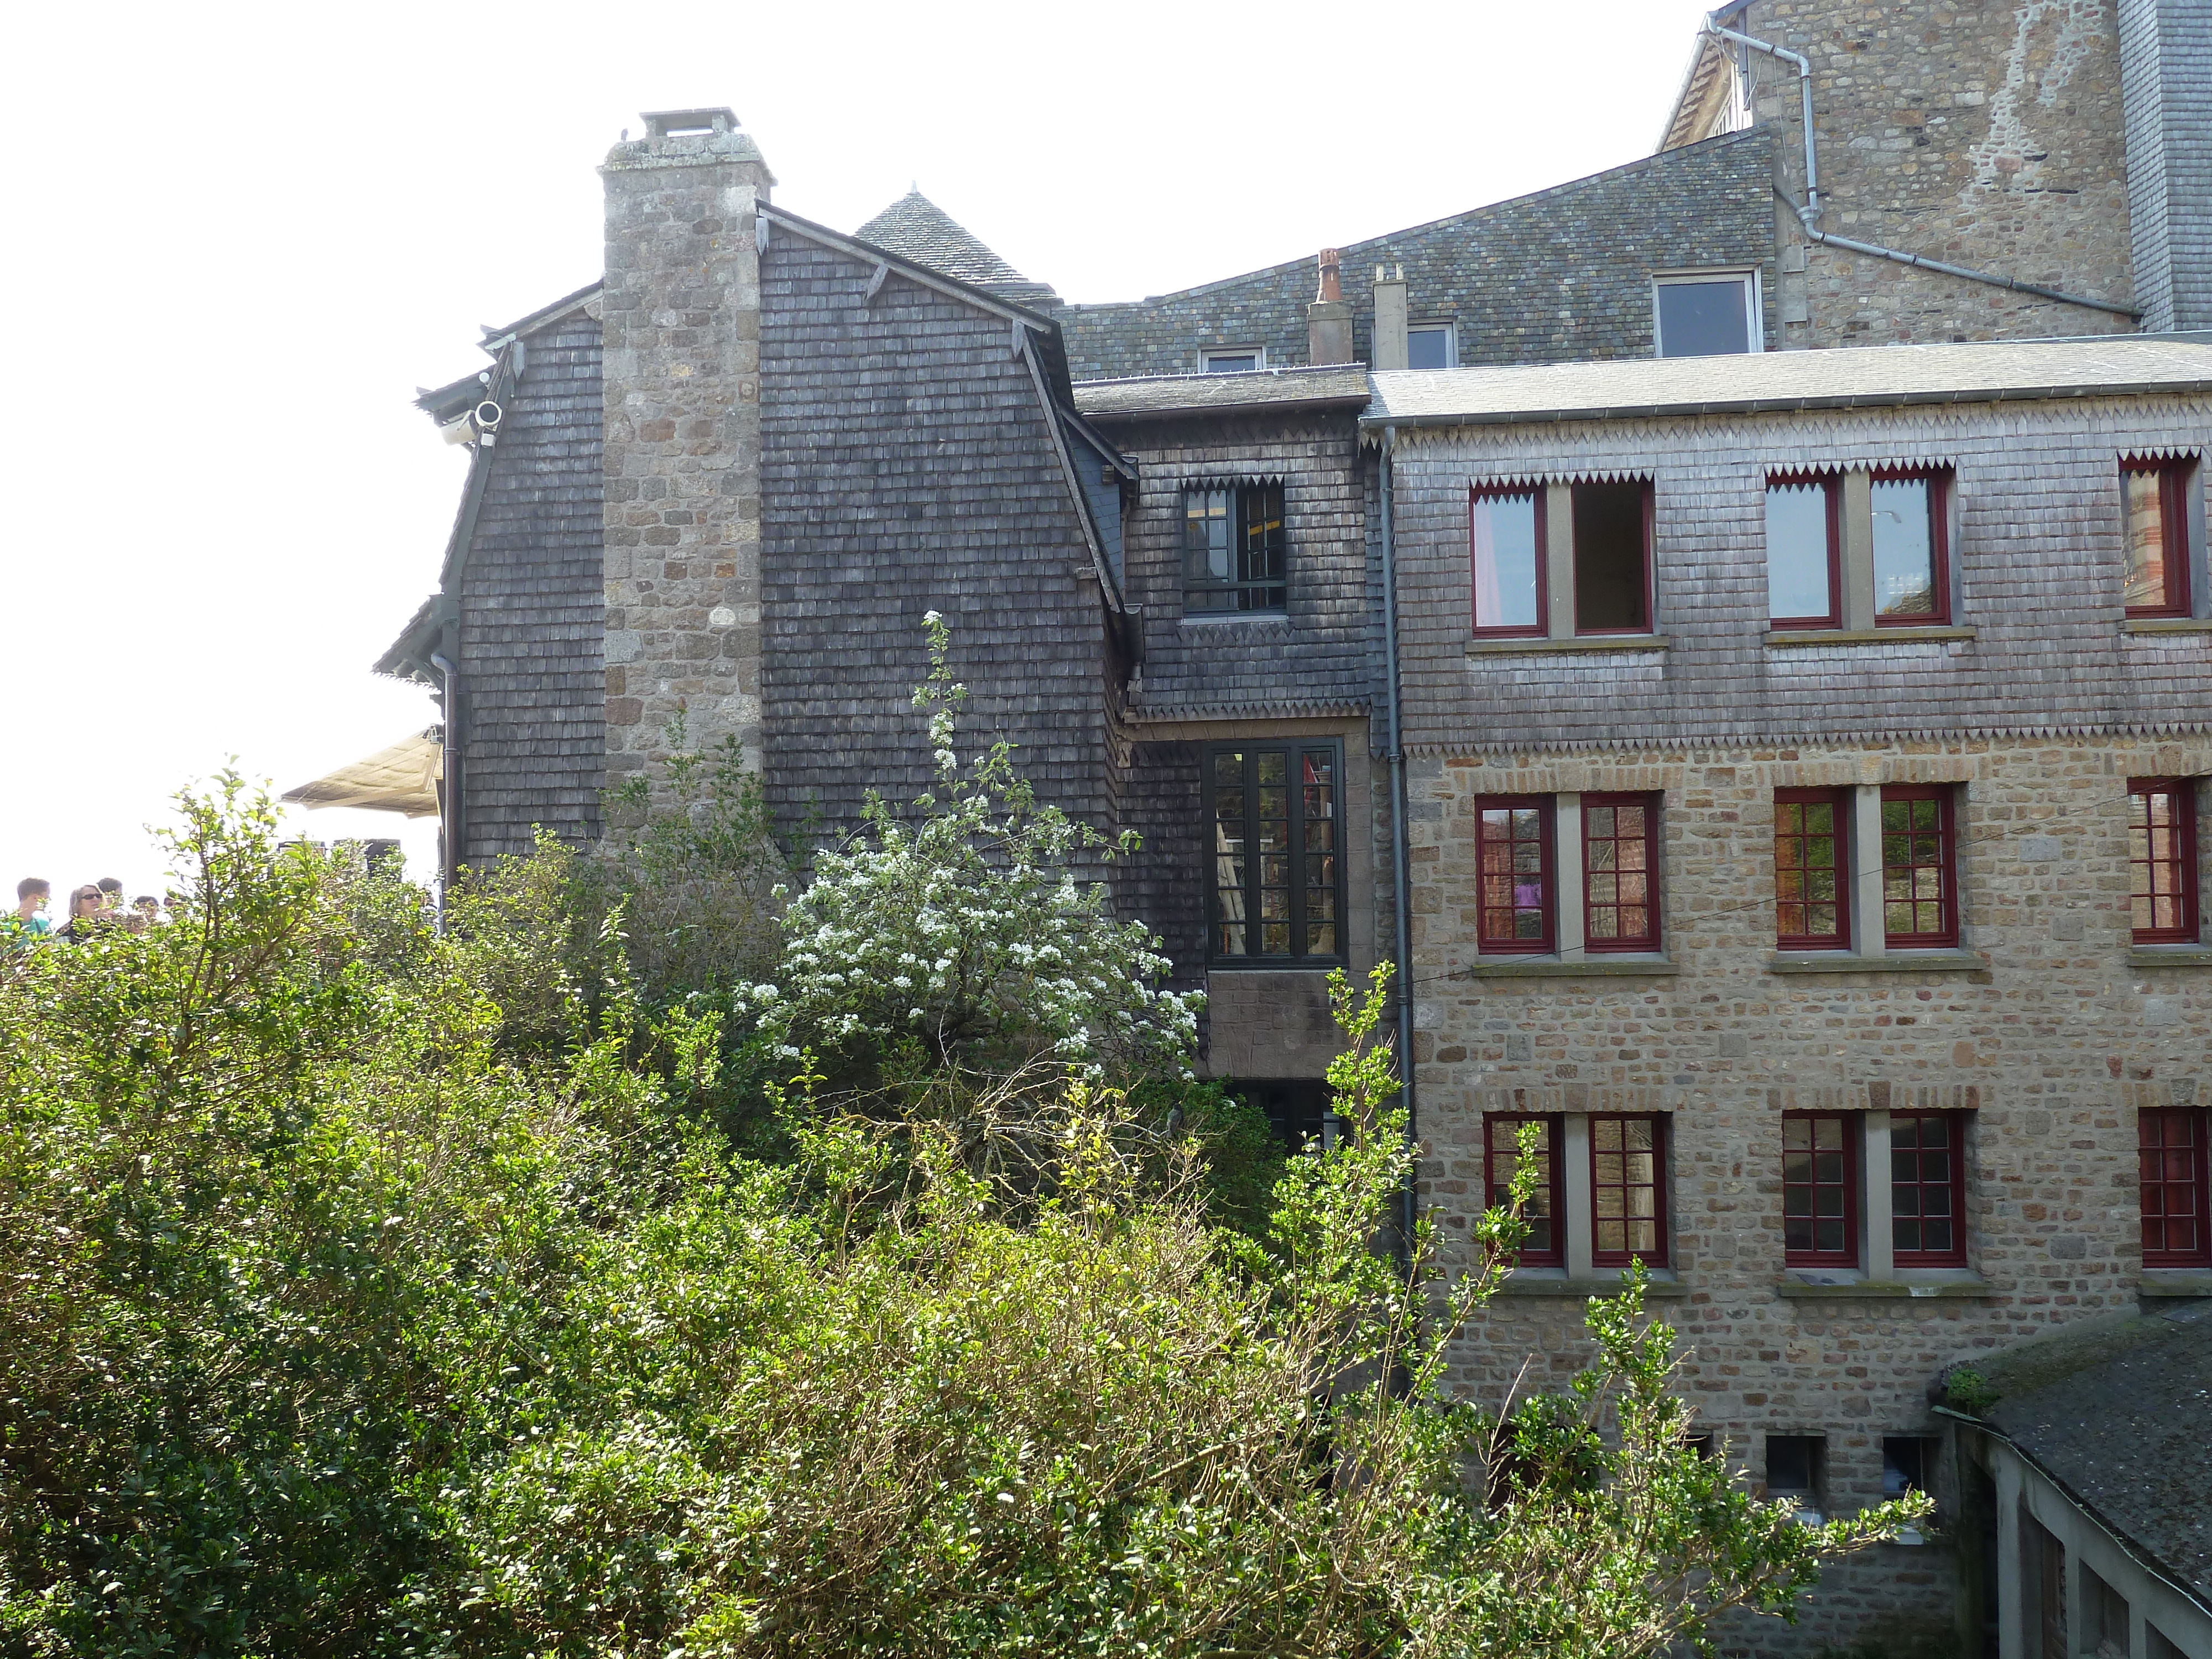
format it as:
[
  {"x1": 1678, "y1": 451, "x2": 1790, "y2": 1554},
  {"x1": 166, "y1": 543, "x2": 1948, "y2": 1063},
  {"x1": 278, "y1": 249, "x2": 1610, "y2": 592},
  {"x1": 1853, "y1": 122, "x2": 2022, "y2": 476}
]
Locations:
[{"x1": 281, "y1": 729, "x2": 442, "y2": 818}]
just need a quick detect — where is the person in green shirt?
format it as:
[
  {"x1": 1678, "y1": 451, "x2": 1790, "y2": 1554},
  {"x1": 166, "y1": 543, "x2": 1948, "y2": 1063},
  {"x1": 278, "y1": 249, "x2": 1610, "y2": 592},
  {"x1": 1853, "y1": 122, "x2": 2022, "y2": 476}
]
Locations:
[{"x1": 5, "y1": 877, "x2": 52, "y2": 951}]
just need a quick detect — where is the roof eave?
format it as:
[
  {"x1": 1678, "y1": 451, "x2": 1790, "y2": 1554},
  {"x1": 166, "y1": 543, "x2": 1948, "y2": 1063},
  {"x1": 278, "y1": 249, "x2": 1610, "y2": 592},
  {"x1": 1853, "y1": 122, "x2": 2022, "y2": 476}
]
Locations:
[
  {"x1": 1086, "y1": 393, "x2": 1374, "y2": 423},
  {"x1": 1361, "y1": 378, "x2": 2212, "y2": 429}
]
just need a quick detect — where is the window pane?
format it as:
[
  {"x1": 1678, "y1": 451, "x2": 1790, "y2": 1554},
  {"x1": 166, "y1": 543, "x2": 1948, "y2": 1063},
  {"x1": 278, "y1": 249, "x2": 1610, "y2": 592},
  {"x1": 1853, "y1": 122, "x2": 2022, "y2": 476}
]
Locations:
[
  {"x1": 2141, "y1": 1108, "x2": 2211, "y2": 1265},
  {"x1": 1872, "y1": 477, "x2": 1937, "y2": 618},
  {"x1": 1892, "y1": 1114, "x2": 1962, "y2": 1262},
  {"x1": 1656, "y1": 279, "x2": 1751, "y2": 357},
  {"x1": 1880, "y1": 789, "x2": 1952, "y2": 944},
  {"x1": 1776, "y1": 795, "x2": 1845, "y2": 943},
  {"x1": 1240, "y1": 483, "x2": 1287, "y2": 611},
  {"x1": 1583, "y1": 796, "x2": 1657, "y2": 948},
  {"x1": 1479, "y1": 801, "x2": 1550, "y2": 948},
  {"x1": 1784, "y1": 1114, "x2": 1855, "y2": 1263},
  {"x1": 1472, "y1": 492, "x2": 1541, "y2": 630},
  {"x1": 1592, "y1": 1115, "x2": 1663, "y2": 1262},
  {"x1": 1488, "y1": 1117, "x2": 1556, "y2": 1261},
  {"x1": 2125, "y1": 468, "x2": 2173, "y2": 611},
  {"x1": 1407, "y1": 326, "x2": 1452, "y2": 369},
  {"x1": 1204, "y1": 352, "x2": 1258, "y2": 373},
  {"x1": 1303, "y1": 750, "x2": 1337, "y2": 958},
  {"x1": 1766, "y1": 480, "x2": 1834, "y2": 621},
  {"x1": 1572, "y1": 481, "x2": 1648, "y2": 632},
  {"x1": 2130, "y1": 782, "x2": 2197, "y2": 941}
]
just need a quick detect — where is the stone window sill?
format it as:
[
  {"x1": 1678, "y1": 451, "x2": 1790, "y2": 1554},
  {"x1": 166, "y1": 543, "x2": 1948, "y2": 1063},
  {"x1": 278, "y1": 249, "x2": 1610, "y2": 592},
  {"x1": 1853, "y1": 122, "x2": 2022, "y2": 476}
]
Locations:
[
  {"x1": 1467, "y1": 633, "x2": 1671, "y2": 656},
  {"x1": 1777, "y1": 1270, "x2": 1991, "y2": 1300},
  {"x1": 2139, "y1": 1270, "x2": 2212, "y2": 1297},
  {"x1": 1500, "y1": 1268, "x2": 1687, "y2": 1298},
  {"x1": 1766, "y1": 950, "x2": 1990, "y2": 974},
  {"x1": 2120, "y1": 617, "x2": 2212, "y2": 635},
  {"x1": 1463, "y1": 954, "x2": 1679, "y2": 978},
  {"x1": 1764, "y1": 625, "x2": 1976, "y2": 646},
  {"x1": 2128, "y1": 945, "x2": 2212, "y2": 968}
]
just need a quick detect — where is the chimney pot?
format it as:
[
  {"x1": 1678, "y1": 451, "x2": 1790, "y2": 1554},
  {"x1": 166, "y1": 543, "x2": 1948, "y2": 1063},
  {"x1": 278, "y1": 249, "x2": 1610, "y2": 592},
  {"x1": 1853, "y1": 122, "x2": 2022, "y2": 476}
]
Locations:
[
  {"x1": 642, "y1": 107, "x2": 739, "y2": 140},
  {"x1": 1315, "y1": 248, "x2": 1344, "y2": 304}
]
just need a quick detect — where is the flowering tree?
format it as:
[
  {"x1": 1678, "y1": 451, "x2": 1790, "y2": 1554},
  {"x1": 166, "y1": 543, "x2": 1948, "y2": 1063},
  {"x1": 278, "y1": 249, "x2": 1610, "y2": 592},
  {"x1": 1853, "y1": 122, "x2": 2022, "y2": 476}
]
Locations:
[{"x1": 747, "y1": 614, "x2": 1199, "y2": 1082}]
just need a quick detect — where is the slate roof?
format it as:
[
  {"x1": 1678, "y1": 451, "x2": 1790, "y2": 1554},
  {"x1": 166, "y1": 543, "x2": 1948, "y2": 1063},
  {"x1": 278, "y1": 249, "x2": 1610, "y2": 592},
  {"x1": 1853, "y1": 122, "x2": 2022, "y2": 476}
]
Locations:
[
  {"x1": 1074, "y1": 364, "x2": 1374, "y2": 421},
  {"x1": 853, "y1": 189, "x2": 1058, "y2": 306},
  {"x1": 1976, "y1": 1307, "x2": 2212, "y2": 1614},
  {"x1": 1362, "y1": 337, "x2": 2212, "y2": 427}
]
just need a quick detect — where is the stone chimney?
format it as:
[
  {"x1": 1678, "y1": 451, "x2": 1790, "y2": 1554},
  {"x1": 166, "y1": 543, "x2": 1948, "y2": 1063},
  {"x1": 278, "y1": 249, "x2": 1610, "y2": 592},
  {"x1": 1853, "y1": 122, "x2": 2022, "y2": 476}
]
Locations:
[
  {"x1": 600, "y1": 107, "x2": 776, "y2": 789},
  {"x1": 1371, "y1": 264, "x2": 1409, "y2": 371},
  {"x1": 1307, "y1": 248, "x2": 1354, "y2": 365}
]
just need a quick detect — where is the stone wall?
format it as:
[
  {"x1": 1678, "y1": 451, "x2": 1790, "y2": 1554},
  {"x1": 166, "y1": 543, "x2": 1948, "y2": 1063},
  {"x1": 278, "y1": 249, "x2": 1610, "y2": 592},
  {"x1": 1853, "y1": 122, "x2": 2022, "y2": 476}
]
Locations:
[
  {"x1": 1407, "y1": 730, "x2": 2211, "y2": 1653},
  {"x1": 599, "y1": 117, "x2": 772, "y2": 790},
  {"x1": 1726, "y1": 0, "x2": 2141, "y2": 344}
]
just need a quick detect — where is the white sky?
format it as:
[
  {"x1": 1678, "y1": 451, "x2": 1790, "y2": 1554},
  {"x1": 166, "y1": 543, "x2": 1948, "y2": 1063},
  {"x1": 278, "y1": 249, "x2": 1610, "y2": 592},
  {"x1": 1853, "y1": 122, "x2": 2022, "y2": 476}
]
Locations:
[{"x1": 1, "y1": 0, "x2": 1714, "y2": 907}]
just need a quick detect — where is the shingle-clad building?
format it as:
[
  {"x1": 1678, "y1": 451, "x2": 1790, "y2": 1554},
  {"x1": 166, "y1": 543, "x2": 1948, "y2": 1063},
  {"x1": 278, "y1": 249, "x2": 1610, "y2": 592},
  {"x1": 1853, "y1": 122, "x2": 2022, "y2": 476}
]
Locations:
[{"x1": 346, "y1": 4, "x2": 2212, "y2": 1646}]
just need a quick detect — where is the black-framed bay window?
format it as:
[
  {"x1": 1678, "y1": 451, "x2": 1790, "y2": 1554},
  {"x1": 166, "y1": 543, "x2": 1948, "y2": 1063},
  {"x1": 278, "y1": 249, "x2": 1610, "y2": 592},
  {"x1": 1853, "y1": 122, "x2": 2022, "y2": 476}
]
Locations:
[
  {"x1": 1206, "y1": 742, "x2": 1344, "y2": 963},
  {"x1": 1185, "y1": 483, "x2": 1287, "y2": 614}
]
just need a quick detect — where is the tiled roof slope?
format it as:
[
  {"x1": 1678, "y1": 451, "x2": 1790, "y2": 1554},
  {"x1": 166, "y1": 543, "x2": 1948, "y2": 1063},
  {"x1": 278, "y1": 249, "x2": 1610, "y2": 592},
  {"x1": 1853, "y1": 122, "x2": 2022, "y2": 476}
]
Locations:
[
  {"x1": 853, "y1": 189, "x2": 1060, "y2": 306},
  {"x1": 1364, "y1": 337, "x2": 2212, "y2": 425},
  {"x1": 1058, "y1": 130, "x2": 1777, "y2": 381},
  {"x1": 1075, "y1": 364, "x2": 1374, "y2": 420},
  {"x1": 1984, "y1": 1308, "x2": 2212, "y2": 1612}
]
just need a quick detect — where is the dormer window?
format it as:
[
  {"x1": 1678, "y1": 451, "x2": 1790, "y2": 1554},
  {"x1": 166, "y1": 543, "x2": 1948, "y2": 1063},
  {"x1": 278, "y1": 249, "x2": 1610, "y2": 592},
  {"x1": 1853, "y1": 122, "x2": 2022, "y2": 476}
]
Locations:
[
  {"x1": 1406, "y1": 324, "x2": 1457, "y2": 369},
  {"x1": 1200, "y1": 347, "x2": 1264, "y2": 373},
  {"x1": 1653, "y1": 271, "x2": 1760, "y2": 357}
]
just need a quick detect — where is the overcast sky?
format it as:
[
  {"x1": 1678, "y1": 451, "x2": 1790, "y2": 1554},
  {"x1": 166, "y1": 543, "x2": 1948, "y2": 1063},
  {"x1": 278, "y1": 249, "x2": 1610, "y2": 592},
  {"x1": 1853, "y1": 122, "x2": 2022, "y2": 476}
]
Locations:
[{"x1": 1, "y1": 0, "x2": 1714, "y2": 905}]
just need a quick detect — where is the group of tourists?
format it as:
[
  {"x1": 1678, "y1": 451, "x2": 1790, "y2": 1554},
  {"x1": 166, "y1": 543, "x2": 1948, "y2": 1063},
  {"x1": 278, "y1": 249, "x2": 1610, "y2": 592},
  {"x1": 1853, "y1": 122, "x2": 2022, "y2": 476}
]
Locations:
[{"x1": 6, "y1": 877, "x2": 175, "y2": 950}]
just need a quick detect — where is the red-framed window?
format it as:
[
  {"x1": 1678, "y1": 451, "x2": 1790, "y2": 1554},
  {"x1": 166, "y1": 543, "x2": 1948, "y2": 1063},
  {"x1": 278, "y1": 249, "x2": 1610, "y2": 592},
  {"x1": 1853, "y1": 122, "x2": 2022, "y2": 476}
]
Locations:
[
  {"x1": 1470, "y1": 485, "x2": 1548, "y2": 638},
  {"x1": 1880, "y1": 785, "x2": 1958, "y2": 949},
  {"x1": 1783, "y1": 1113, "x2": 1859, "y2": 1267},
  {"x1": 1591, "y1": 1114, "x2": 1668, "y2": 1266},
  {"x1": 1582, "y1": 792, "x2": 1660, "y2": 951},
  {"x1": 1571, "y1": 479, "x2": 1655, "y2": 635},
  {"x1": 1890, "y1": 1112, "x2": 1968, "y2": 1267},
  {"x1": 1871, "y1": 468, "x2": 1952, "y2": 627},
  {"x1": 1485, "y1": 1114, "x2": 1563, "y2": 1266},
  {"x1": 1765, "y1": 472, "x2": 1841, "y2": 629},
  {"x1": 2140, "y1": 1108, "x2": 2211, "y2": 1268},
  {"x1": 1775, "y1": 787, "x2": 1851, "y2": 950},
  {"x1": 1477, "y1": 796, "x2": 1554, "y2": 953},
  {"x1": 2121, "y1": 458, "x2": 2194, "y2": 619},
  {"x1": 2128, "y1": 778, "x2": 2200, "y2": 945}
]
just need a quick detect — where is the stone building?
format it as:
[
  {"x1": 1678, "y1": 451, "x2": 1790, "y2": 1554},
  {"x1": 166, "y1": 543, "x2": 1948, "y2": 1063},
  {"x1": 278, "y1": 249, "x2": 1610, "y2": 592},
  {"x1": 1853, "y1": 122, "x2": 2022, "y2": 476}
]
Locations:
[
  {"x1": 335, "y1": 2, "x2": 2212, "y2": 1645},
  {"x1": 1366, "y1": 340, "x2": 2212, "y2": 1656}
]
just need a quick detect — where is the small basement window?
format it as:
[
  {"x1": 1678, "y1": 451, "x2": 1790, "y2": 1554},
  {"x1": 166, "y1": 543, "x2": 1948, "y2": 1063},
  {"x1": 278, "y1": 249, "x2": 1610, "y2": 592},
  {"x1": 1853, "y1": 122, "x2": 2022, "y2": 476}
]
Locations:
[
  {"x1": 1572, "y1": 480, "x2": 1652, "y2": 633},
  {"x1": 1765, "y1": 1435, "x2": 1825, "y2": 1522},
  {"x1": 1654, "y1": 272, "x2": 1759, "y2": 357}
]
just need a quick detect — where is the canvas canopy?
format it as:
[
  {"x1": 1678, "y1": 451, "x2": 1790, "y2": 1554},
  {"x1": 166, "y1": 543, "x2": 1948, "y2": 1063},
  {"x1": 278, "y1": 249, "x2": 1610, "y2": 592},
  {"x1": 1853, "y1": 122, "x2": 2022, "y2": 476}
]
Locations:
[{"x1": 281, "y1": 729, "x2": 442, "y2": 818}]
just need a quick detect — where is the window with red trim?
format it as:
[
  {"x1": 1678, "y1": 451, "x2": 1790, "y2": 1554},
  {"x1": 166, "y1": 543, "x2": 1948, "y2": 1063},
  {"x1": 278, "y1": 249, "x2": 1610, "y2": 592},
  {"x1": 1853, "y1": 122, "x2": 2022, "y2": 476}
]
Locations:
[
  {"x1": 2122, "y1": 460, "x2": 2194, "y2": 619},
  {"x1": 1477, "y1": 797, "x2": 1554, "y2": 953},
  {"x1": 1591, "y1": 1114, "x2": 1667, "y2": 1266},
  {"x1": 1890, "y1": 1112, "x2": 1967, "y2": 1267},
  {"x1": 1880, "y1": 785, "x2": 1958, "y2": 948},
  {"x1": 2140, "y1": 1107, "x2": 2211, "y2": 1268},
  {"x1": 1571, "y1": 479, "x2": 1653, "y2": 635},
  {"x1": 1485, "y1": 1114, "x2": 1563, "y2": 1266},
  {"x1": 1784, "y1": 1113, "x2": 1858, "y2": 1267},
  {"x1": 1766, "y1": 474, "x2": 1841, "y2": 629},
  {"x1": 1471, "y1": 487, "x2": 1546, "y2": 637},
  {"x1": 1582, "y1": 793, "x2": 1660, "y2": 951},
  {"x1": 2128, "y1": 778, "x2": 2200, "y2": 944},
  {"x1": 1871, "y1": 469, "x2": 1950, "y2": 625},
  {"x1": 1776, "y1": 787, "x2": 1850, "y2": 949}
]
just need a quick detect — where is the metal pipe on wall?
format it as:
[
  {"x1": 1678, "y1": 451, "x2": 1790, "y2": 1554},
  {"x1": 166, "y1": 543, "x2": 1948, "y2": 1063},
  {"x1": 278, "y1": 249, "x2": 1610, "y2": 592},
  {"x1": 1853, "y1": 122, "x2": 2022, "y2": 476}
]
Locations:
[
  {"x1": 431, "y1": 651, "x2": 462, "y2": 906},
  {"x1": 1379, "y1": 426, "x2": 1418, "y2": 1256}
]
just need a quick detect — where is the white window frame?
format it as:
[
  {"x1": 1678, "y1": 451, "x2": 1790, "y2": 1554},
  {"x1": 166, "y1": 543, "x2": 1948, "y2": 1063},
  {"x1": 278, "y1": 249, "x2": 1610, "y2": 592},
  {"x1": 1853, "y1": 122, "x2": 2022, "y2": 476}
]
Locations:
[
  {"x1": 1199, "y1": 345, "x2": 1267, "y2": 373},
  {"x1": 1651, "y1": 269, "x2": 1763, "y2": 358},
  {"x1": 1405, "y1": 321, "x2": 1458, "y2": 370}
]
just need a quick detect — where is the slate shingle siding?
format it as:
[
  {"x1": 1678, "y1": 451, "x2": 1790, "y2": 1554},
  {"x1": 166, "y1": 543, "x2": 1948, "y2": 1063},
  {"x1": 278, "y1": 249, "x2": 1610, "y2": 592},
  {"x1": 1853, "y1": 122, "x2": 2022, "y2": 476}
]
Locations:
[
  {"x1": 457, "y1": 317, "x2": 606, "y2": 862},
  {"x1": 1387, "y1": 395, "x2": 2212, "y2": 754},
  {"x1": 1113, "y1": 740, "x2": 1209, "y2": 987},
  {"x1": 2121, "y1": 0, "x2": 2212, "y2": 331},
  {"x1": 1111, "y1": 412, "x2": 1374, "y2": 714},
  {"x1": 1060, "y1": 131, "x2": 1776, "y2": 381},
  {"x1": 758, "y1": 237, "x2": 1113, "y2": 847}
]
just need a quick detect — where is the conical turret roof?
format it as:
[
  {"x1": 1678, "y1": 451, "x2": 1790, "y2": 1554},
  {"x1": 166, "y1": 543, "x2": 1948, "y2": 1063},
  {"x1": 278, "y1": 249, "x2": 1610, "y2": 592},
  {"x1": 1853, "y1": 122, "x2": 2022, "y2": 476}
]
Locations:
[{"x1": 854, "y1": 189, "x2": 1058, "y2": 306}]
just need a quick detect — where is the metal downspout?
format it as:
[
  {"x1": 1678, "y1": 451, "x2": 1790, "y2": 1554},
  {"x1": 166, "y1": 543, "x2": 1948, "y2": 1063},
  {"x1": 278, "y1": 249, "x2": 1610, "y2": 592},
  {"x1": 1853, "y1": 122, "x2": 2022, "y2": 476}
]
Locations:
[
  {"x1": 1379, "y1": 427, "x2": 1417, "y2": 1255},
  {"x1": 1708, "y1": 18, "x2": 2141, "y2": 321},
  {"x1": 431, "y1": 651, "x2": 461, "y2": 909}
]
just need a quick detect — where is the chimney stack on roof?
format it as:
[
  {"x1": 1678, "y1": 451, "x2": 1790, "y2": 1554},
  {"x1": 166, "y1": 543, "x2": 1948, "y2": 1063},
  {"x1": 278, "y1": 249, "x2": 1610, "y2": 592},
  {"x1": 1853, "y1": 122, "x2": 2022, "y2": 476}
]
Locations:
[
  {"x1": 1308, "y1": 247, "x2": 1354, "y2": 366},
  {"x1": 1371, "y1": 264, "x2": 1410, "y2": 371}
]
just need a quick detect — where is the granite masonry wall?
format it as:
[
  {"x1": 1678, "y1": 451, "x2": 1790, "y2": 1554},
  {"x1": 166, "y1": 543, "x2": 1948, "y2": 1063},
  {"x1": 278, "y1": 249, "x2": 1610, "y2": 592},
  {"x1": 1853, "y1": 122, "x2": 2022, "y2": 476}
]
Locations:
[
  {"x1": 1719, "y1": 0, "x2": 2142, "y2": 345},
  {"x1": 454, "y1": 314, "x2": 607, "y2": 862},
  {"x1": 1060, "y1": 132, "x2": 1778, "y2": 381},
  {"x1": 1410, "y1": 732, "x2": 2212, "y2": 1656},
  {"x1": 600, "y1": 118, "x2": 772, "y2": 789}
]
